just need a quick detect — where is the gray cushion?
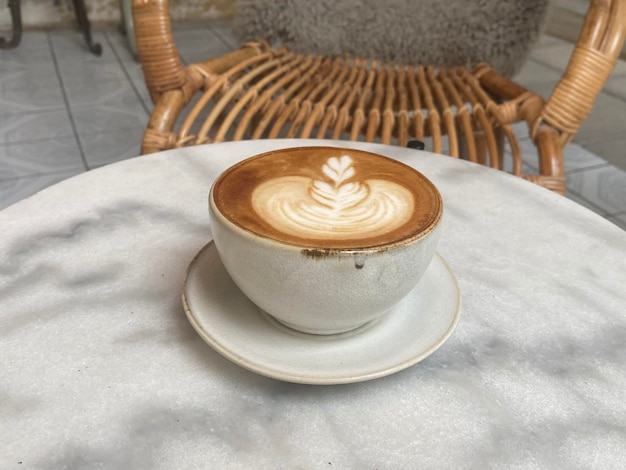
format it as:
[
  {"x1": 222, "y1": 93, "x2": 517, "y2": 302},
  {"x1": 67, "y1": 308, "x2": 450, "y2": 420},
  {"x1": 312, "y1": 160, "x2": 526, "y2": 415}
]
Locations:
[{"x1": 233, "y1": 0, "x2": 550, "y2": 77}]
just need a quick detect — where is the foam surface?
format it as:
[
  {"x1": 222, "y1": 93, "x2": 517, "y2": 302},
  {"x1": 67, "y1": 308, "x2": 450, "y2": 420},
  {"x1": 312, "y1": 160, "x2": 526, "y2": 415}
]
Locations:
[{"x1": 213, "y1": 147, "x2": 441, "y2": 248}]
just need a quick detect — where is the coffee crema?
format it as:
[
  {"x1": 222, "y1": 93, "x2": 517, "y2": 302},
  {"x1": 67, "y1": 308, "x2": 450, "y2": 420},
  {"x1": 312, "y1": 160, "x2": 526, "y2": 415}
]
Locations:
[{"x1": 212, "y1": 147, "x2": 442, "y2": 249}]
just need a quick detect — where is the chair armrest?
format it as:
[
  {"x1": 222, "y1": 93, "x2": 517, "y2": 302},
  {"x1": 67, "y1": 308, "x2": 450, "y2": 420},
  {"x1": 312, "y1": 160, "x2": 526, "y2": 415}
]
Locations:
[
  {"x1": 132, "y1": 0, "x2": 186, "y2": 101},
  {"x1": 535, "y1": 0, "x2": 626, "y2": 146}
]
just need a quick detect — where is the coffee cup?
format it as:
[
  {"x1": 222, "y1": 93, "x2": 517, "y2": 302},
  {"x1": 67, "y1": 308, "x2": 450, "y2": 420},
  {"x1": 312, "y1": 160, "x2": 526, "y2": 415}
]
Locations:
[{"x1": 209, "y1": 146, "x2": 443, "y2": 335}]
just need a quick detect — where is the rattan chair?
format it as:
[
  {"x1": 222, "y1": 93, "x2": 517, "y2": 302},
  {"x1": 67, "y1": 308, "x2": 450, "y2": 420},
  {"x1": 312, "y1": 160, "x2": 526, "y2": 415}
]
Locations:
[{"x1": 131, "y1": 0, "x2": 626, "y2": 195}]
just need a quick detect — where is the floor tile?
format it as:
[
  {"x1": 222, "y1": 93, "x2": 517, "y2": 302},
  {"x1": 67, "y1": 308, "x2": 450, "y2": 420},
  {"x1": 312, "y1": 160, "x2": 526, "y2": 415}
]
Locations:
[
  {"x1": 105, "y1": 30, "x2": 139, "y2": 64},
  {"x1": 564, "y1": 189, "x2": 609, "y2": 216},
  {"x1": 203, "y1": 18, "x2": 236, "y2": 30},
  {"x1": 0, "y1": 61, "x2": 62, "y2": 91},
  {"x1": 551, "y1": 0, "x2": 591, "y2": 15},
  {"x1": 0, "y1": 47, "x2": 55, "y2": 68},
  {"x1": 0, "y1": 84, "x2": 65, "y2": 114},
  {"x1": 534, "y1": 34, "x2": 566, "y2": 49},
  {"x1": 71, "y1": 104, "x2": 149, "y2": 136},
  {"x1": 531, "y1": 33, "x2": 626, "y2": 75},
  {"x1": 57, "y1": 58, "x2": 129, "y2": 86},
  {"x1": 562, "y1": 143, "x2": 612, "y2": 172},
  {"x1": 104, "y1": 54, "x2": 152, "y2": 110},
  {"x1": 66, "y1": 81, "x2": 149, "y2": 135},
  {"x1": 513, "y1": 59, "x2": 561, "y2": 89},
  {"x1": 603, "y1": 73, "x2": 626, "y2": 100},
  {"x1": 172, "y1": 27, "x2": 216, "y2": 43},
  {"x1": 508, "y1": 121, "x2": 531, "y2": 141},
  {"x1": 566, "y1": 164, "x2": 626, "y2": 215},
  {"x1": 49, "y1": 30, "x2": 109, "y2": 54},
  {"x1": 119, "y1": 59, "x2": 145, "y2": 82},
  {"x1": 0, "y1": 39, "x2": 63, "y2": 112},
  {"x1": 51, "y1": 32, "x2": 127, "y2": 87},
  {"x1": 0, "y1": 30, "x2": 49, "y2": 50},
  {"x1": 606, "y1": 212, "x2": 626, "y2": 231},
  {"x1": 211, "y1": 25, "x2": 239, "y2": 49},
  {"x1": 0, "y1": 109, "x2": 74, "y2": 144},
  {"x1": 511, "y1": 139, "x2": 614, "y2": 188},
  {"x1": 574, "y1": 134, "x2": 626, "y2": 173},
  {"x1": 64, "y1": 78, "x2": 140, "y2": 106},
  {"x1": 609, "y1": 59, "x2": 626, "y2": 77},
  {"x1": 529, "y1": 40, "x2": 575, "y2": 72},
  {"x1": 573, "y1": 93, "x2": 626, "y2": 145},
  {"x1": 0, "y1": 169, "x2": 84, "y2": 211},
  {"x1": 513, "y1": 57, "x2": 561, "y2": 105},
  {"x1": 177, "y1": 34, "x2": 234, "y2": 65},
  {"x1": 79, "y1": 127, "x2": 144, "y2": 168},
  {"x1": 0, "y1": 136, "x2": 84, "y2": 179},
  {"x1": 129, "y1": 77, "x2": 154, "y2": 113}
]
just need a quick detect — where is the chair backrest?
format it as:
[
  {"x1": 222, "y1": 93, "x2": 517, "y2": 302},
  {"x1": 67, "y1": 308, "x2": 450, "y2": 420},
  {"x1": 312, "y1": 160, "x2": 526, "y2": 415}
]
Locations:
[{"x1": 234, "y1": 0, "x2": 550, "y2": 77}]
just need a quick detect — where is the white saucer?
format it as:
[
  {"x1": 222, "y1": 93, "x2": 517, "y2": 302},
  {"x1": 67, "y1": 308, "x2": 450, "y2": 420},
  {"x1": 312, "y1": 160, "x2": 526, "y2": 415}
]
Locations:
[{"x1": 182, "y1": 242, "x2": 461, "y2": 385}]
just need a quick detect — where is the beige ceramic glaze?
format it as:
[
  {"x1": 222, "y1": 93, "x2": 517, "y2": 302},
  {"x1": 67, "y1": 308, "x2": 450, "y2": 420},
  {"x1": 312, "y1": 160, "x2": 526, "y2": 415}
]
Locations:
[
  {"x1": 183, "y1": 242, "x2": 461, "y2": 384},
  {"x1": 209, "y1": 146, "x2": 443, "y2": 334}
]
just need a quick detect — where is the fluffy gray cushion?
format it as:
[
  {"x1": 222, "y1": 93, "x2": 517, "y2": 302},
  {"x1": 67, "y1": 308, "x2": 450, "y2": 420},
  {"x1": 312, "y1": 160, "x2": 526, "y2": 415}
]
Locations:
[{"x1": 234, "y1": 0, "x2": 550, "y2": 77}]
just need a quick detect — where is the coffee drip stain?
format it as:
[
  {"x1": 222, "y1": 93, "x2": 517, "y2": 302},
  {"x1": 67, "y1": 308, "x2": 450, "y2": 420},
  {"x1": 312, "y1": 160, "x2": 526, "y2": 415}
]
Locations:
[
  {"x1": 300, "y1": 249, "x2": 368, "y2": 269},
  {"x1": 300, "y1": 248, "x2": 341, "y2": 260}
]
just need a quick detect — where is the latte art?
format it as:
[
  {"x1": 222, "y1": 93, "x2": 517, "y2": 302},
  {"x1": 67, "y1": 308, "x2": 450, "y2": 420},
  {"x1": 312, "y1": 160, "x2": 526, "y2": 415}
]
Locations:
[
  {"x1": 252, "y1": 156, "x2": 414, "y2": 239},
  {"x1": 212, "y1": 146, "x2": 442, "y2": 249}
]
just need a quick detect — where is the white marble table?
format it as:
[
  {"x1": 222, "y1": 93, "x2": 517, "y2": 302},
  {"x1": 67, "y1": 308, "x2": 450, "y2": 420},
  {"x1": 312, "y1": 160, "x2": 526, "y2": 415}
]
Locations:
[{"x1": 1, "y1": 139, "x2": 625, "y2": 469}]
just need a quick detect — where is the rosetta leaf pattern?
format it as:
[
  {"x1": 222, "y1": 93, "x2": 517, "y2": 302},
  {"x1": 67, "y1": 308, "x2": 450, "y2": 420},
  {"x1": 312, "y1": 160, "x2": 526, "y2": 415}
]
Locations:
[
  {"x1": 310, "y1": 156, "x2": 366, "y2": 211},
  {"x1": 323, "y1": 156, "x2": 355, "y2": 187}
]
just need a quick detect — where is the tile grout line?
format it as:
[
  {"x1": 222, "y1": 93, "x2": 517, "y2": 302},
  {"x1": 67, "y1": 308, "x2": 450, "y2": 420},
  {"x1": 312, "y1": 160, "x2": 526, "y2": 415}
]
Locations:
[
  {"x1": 0, "y1": 167, "x2": 83, "y2": 184},
  {"x1": 606, "y1": 209, "x2": 626, "y2": 217},
  {"x1": 103, "y1": 32, "x2": 153, "y2": 118},
  {"x1": 564, "y1": 162, "x2": 614, "y2": 175},
  {"x1": 564, "y1": 186, "x2": 610, "y2": 216},
  {"x1": 47, "y1": 32, "x2": 90, "y2": 172},
  {"x1": 574, "y1": 129, "x2": 626, "y2": 147},
  {"x1": 0, "y1": 134, "x2": 77, "y2": 147},
  {"x1": 210, "y1": 26, "x2": 238, "y2": 51},
  {"x1": 0, "y1": 107, "x2": 68, "y2": 118}
]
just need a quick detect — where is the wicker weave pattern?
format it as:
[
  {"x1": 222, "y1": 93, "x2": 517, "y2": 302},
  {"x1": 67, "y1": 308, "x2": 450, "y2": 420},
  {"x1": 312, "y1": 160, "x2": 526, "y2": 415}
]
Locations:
[
  {"x1": 132, "y1": 0, "x2": 626, "y2": 196},
  {"x1": 538, "y1": 0, "x2": 626, "y2": 146},
  {"x1": 168, "y1": 47, "x2": 536, "y2": 172},
  {"x1": 133, "y1": 0, "x2": 185, "y2": 97}
]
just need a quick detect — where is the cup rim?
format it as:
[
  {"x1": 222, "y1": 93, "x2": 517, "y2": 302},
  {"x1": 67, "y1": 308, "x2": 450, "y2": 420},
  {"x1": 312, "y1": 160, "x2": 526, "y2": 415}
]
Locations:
[{"x1": 209, "y1": 146, "x2": 443, "y2": 254}]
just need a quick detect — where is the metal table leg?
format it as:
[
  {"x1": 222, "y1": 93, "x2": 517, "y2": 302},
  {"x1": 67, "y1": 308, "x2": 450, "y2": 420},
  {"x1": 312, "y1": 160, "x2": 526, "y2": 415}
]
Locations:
[
  {"x1": 71, "y1": 0, "x2": 102, "y2": 55},
  {"x1": 119, "y1": 0, "x2": 138, "y2": 58},
  {"x1": 0, "y1": 0, "x2": 22, "y2": 49},
  {"x1": 1, "y1": 0, "x2": 101, "y2": 56}
]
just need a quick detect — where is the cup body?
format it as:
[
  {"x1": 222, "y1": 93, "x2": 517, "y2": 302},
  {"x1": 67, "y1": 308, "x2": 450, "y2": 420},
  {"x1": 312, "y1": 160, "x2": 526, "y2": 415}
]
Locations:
[
  {"x1": 208, "y1": 146, "x2": 443, "y2": 335},
  {"x1": 210, "y1": 203, "x2": 441, "y2": 334}
]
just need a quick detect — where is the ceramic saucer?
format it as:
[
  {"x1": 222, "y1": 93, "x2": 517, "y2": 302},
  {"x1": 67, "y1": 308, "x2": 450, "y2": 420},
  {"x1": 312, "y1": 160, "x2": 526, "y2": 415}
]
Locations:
[{"x1": 182, "y1": 242, "x2": 461, "y2": 385}]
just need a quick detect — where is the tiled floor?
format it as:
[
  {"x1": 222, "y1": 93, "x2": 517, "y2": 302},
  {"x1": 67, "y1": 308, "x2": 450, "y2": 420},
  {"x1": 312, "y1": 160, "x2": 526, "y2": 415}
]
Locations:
[{"x1": 1, "y1": 22, "x2": 625, "y2": 230}]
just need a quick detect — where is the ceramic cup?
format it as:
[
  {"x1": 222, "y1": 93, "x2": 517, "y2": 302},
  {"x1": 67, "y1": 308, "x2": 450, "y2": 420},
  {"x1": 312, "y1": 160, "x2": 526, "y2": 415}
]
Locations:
[{"x1": 209, "y1": 146, "x2": 443, "y2": 335}]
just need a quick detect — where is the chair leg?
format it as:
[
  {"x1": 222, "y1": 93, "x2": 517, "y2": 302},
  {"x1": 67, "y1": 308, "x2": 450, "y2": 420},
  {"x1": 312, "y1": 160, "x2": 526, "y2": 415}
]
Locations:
[
  {"x1": 474, "y1": 130, "x2": 488, "y2": 166},
  {"x1": 495, "y1": 126, "x2": 505, "y2": 169},
  {"x1": 0, "y1": 0, "x2": 22, "y2": 49},
  {"x1": 534, "y1": 125, "x2": 566, "y2": 195},
  {"x1": 473, "y1": 126, "x2": 505, "y2": 169},
  {"x1": 71, "y1": 0, "x2": 102, "y2": 56}
]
